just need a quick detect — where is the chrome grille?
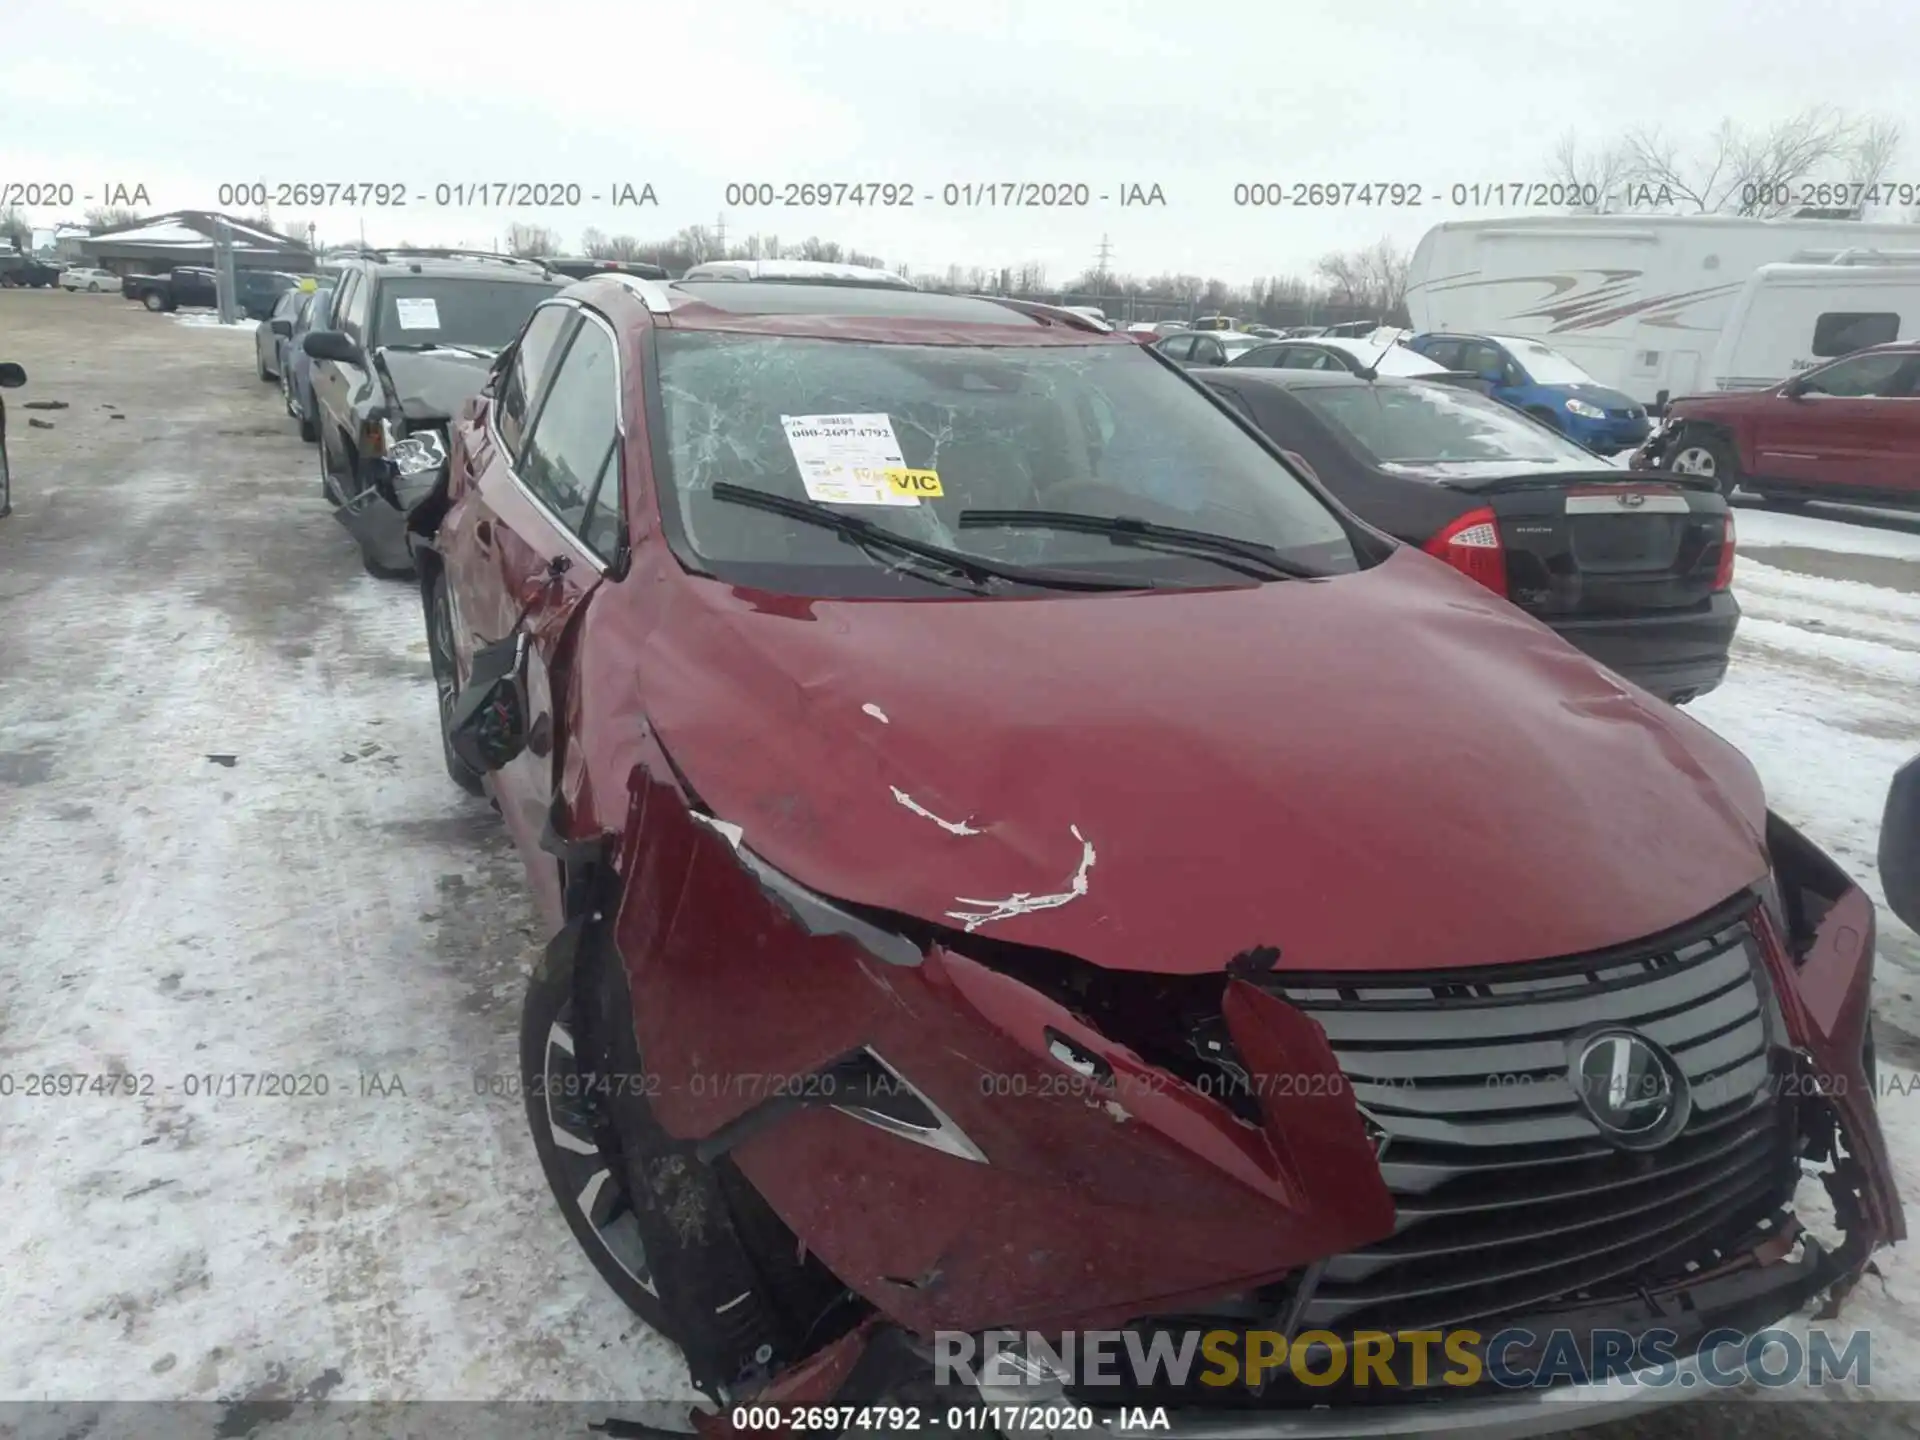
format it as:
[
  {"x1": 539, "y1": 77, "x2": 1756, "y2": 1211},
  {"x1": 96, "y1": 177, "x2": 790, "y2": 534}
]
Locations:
[{"x1": 1265, "y1": 902, "x2": 1797, "y2": 1334}]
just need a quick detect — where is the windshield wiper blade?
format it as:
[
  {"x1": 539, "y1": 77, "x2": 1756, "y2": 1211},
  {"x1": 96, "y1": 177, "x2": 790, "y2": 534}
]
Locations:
[
  {"x1": 956, "y1": 509, "x2": 1317, "y2": 580},
  {"x1": 708, "y1": 483, "x2": 1158, "y2": 592}
]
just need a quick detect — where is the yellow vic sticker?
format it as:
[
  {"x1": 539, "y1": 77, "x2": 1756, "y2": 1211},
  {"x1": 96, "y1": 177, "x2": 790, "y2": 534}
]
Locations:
[{"x1": 884, "y1": 468, "x2": 943, "y2": 498}]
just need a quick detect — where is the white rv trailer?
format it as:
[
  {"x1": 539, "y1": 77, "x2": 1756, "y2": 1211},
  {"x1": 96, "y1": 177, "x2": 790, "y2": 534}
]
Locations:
[
  {"x1": 1701, "y1": 254, "x2": 1920, "y2": 392},
  {"x1": 1405, "y1": 214, "x2": 1920, "y2": 405}
]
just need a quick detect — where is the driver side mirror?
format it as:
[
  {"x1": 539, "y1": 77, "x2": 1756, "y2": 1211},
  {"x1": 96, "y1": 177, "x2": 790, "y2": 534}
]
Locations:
[
  {"x1": 270, "y1": 318, "x2": 294, "y2": 338},
  {"x1": 303, "y1": 329, "x2": 362, "y2": 364},
  {"x1": 0, "y1": 363, "x2": 25, "y2": 388},
  {"x1": 447, "y1": 632, "x2": 531, "y2": 774},
  {"x1": 1881, "y1": 756, "x2": 1920, "y2": 933}
]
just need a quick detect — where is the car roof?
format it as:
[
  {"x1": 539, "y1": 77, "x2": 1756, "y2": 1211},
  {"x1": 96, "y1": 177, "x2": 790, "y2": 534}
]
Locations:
[
  {"x1": 680, "y1": 258, "x2": 912, "y2": 286},
  {"x1": 333, "y1": 250, "x2": 558, "y2": 282},
  {"x1": 664, "y1": 281, "x2": 1047, "y2": 322}
]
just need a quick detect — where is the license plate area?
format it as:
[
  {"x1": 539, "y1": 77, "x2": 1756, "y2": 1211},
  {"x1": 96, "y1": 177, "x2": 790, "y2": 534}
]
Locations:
[{"x1": 1566, "y1": 489, "x2": 1691, "y2": 572}]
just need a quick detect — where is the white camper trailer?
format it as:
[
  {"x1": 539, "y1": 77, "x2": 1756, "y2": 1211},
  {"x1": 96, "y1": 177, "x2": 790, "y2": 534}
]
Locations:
[
  {"x1": 1700, "y1": 254, "x2": 1920, "y2": 393},
  {"x1": 1405, "y1": 214, "x2": 1920, "y2": 405}
]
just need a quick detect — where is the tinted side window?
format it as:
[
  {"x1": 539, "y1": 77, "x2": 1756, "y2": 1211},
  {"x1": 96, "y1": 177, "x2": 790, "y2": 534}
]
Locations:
[
  {"x1": 518, "y1": 319, "x2": 619, "y2": 545},
  {"x1": 338, "y1": 272, "x2": 370, "y2": 338},
  {"x1": 1420, "y1": 339, "x2": 1464, "y2": 369},
  {"x1": 1458, "y1": 342, "x2": 1508, "y2": 379},
  {"x1": 1812, "y1": 312, "x2": 1900, "y2": 357},
  {"x1": 1804, "y1": 351, "x2": 1912, "y2": 397},
  {"x1": 1159, "y1": 335, "x2": 1194, "y2": 361},
  {"x1": 495, "y1": 305, "x2": 577, "y2": 460}
]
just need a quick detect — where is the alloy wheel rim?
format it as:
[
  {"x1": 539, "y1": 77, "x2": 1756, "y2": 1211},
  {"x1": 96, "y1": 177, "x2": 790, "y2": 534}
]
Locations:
[
  {"x1": 540, "y1": 1001, "x2": 656, "y2": 1294},
  {"x1": 1670, "y1": 446, "x2": 1716, "y2": 477}
]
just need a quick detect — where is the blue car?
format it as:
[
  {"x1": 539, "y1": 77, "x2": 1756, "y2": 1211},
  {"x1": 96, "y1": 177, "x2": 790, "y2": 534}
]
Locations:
[
  {"x1": 1406, "y1": 332, "x2": 1651, "y2": 454},
  {"x1": 282, "y1": 284, "x2": 334, "y2": 444}
]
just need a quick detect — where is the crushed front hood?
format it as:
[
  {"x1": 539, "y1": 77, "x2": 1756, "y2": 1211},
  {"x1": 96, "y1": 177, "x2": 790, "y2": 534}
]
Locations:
[{"x1": 639, "y1": 549, "x2": 1770, "y2": 974}]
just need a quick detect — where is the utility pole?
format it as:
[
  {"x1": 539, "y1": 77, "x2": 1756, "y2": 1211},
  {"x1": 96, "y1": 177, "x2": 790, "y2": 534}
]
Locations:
[
  {"x1": 1095, "y1": 234, "x2": 1114, "y2": 315},
  {"x1": 714, "y1": 212, "x2": 728, "y2": 259},
  {"x1": 213, "y1": 217, "x2": 237, "y2": 325}
]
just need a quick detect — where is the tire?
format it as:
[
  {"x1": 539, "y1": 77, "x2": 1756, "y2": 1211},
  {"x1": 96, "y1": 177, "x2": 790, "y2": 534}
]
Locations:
[
  {"x1": 143, "y1": 291, "x2": 167, "y2": 312},
  {"x1": 522, "y1": 926, "x2": 799, "y2": 1397},
  {"x1": 425, "y1": 568, "x2": 487, "y2": 796},
  {"x1": 87, "y1": 282, "x2": 101, "y2": 293},
  {"x1": 1667, "y1": 428, "x2": 1740, "y2": 496},
  {"x1": 520, "y1": 932, "x2": 673, "y2": 1330},
  {"x1": 299, "y1": 409, "x2": 318, "y2": 444},
  {"x1": 318, "y1": 430, "x2": 342, "y2": 506}
]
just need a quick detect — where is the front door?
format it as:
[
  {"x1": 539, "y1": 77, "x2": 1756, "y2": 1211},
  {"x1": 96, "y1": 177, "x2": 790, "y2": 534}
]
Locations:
[
  {"x1": 1753, "y1": 350, "x2": 1913, "y2": 491},
  {"x1": 458, "y1": 305, "x2": 624, "y2": 929}
]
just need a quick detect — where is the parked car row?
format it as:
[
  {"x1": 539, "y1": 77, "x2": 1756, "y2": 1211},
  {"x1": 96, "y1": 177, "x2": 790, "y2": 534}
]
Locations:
[{"x1": 214, "y1": 263, "x2": 1909, "y2": 1434}]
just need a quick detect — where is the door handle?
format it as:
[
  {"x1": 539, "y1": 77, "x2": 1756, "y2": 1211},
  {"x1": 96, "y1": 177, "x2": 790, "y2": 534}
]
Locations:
[{"x1": 475, "y1": 519, "x2": 494, "y2": 549}]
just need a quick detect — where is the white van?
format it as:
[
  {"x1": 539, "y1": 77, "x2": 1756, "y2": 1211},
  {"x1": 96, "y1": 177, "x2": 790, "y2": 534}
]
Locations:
[
  {"x1": 1700, "y1": 255, "x2": 1920, "y2": 392},
  {"x1": 1406, "y1": 214, "x2": 1920, "y2": 404}
]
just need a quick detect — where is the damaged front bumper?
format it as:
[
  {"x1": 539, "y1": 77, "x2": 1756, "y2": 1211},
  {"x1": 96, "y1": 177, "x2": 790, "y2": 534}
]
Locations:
[{"x1": 629, "y1": 780, "x2": 1900, "y2": 1439}]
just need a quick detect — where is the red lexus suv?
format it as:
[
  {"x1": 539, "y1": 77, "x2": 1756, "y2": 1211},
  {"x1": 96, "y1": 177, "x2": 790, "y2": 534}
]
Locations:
[
  {"x1": 1634, "y1": 340, "x2": 1920, "y2": 507},
  {"x1": 401, "y1": 271, "x2": 1901, "y2": 1436}
]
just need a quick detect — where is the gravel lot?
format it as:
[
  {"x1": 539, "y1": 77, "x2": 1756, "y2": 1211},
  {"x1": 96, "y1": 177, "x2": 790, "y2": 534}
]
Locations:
[{"x1": 1, "y1": 289, "x2": 1917, "y2": 1438}]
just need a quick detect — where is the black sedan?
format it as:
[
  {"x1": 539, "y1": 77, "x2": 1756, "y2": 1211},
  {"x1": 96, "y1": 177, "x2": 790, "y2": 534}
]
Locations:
[{"x1": 1197, "y1": 368, "x2": 1741, "y2": 704}]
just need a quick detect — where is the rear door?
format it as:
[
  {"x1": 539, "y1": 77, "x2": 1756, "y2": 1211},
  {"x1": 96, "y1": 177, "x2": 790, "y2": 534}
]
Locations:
[
  {"x1": 1752, "y1": 350, "x2": 1912, "y2": 490},
  {"x1": 1867, "y1": 355, "x2": 1920, "y2": 497},
  {"x1": 453, "y1": 302, "x2": 623, "y2": 924}
]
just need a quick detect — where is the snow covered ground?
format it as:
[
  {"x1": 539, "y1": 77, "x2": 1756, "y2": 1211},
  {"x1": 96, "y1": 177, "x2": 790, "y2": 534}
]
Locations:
[{"x1": 1, "y1": 292, "x2": 1918, "y2": 1436}]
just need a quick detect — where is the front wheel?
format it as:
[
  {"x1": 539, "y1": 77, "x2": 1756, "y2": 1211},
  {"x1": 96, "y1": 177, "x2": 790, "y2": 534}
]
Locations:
[
  {"x1": 424, "y1": 568, "x2": 486, "y2": 796},
  {"x1": 87, "y1": 282, "x2": 101, "y2": 293},
  {"x1": 520, "y1": 934, "x2": 671, "y2": 1328},
  {"x1": 1667, "y1": 428, "x2": 1740, "y2": 496},
  {"x1": 142, "y1": 292, "x2": 167, "y2": 312}
]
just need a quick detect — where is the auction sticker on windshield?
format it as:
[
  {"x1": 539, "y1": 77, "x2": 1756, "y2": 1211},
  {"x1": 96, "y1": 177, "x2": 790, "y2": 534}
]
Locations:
[
  {"x1": 395, "y1": 297, "x2": 441, "y2": 330},
  {"x1": 782, "y1": 413, "x2": 919, "y2": 506}
]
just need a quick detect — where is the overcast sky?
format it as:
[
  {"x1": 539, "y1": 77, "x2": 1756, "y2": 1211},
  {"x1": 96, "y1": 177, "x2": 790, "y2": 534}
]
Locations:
[{"x1": 5, "y1": 0, "x2": 1919, "y2": 285}]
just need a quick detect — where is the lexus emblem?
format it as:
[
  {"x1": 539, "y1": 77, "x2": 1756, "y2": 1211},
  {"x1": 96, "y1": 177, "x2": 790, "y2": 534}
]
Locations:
[
  {"x1": 1569, "y1": 1028, "x2": 1690, "y2": 1149},
  {"x1": 1620, "y1": 492, "x2": 1646, "y2": 508}
]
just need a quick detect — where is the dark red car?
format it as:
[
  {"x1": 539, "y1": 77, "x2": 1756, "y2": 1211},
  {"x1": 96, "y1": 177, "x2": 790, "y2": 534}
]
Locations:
[
  {"x1": 1634, "y1": 341, "x2": 1920, "y2": 506},
  {"x1": 408, "y1": 278, "x2": 1901, "y2": 1435}
]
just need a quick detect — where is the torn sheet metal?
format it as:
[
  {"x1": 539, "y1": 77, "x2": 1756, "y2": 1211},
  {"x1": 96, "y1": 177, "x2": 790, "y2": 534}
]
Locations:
[
  {"x1": 890, "y1": 787, "x2": 981, "y2": 837},
  {"x1": 946, "y1": 825, "x2": 1094, "y2": 932}
]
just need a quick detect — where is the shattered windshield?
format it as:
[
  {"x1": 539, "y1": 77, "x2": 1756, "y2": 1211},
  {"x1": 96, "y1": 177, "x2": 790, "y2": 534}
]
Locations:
[{"x1": 653, "y1": 331, "x2": 1362, "y2": 595}]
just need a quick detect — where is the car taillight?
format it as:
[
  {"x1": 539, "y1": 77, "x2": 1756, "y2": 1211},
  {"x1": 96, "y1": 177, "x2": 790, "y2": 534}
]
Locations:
[
  {"x1": 1423, "y1": 506, "x2": 1507, "y2": 597},
  {"x1": 1714, "y1": 511, "x2": 1736, "y2": 590}
]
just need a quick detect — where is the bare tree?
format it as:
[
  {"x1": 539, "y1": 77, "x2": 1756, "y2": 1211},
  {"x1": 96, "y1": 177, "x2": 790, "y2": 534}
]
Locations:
[
  {"x1": 1547, "y1": 132, "x2": 1636, "y2": 212},
  {"x1": 0, "y1": 205, "x2": 30, "y2": 251},
  {"x1": 579, "y1": 226, "x2": 609, "y2": 256},
  {"x1": 506, "y1": 222, "x2": 560, "y2": 256},
  {"x1": 1313, "y1": 238, "x2": 1409, "y2": 313},
  {"x1": 1558, "y1": 107, "x2": 1904, "y2": 216}
]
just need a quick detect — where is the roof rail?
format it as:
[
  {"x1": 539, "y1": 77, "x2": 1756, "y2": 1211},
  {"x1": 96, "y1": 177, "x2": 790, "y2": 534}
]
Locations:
[
  {"x1": 331, "y1": 247, "x2": 553, "y2": 274},
  {"x1": 979, "y1": 296, "x2": 1112, "y2": 332},
  {"x1": 600, "y1": 272, "x2": 675, "y2": 313}
]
